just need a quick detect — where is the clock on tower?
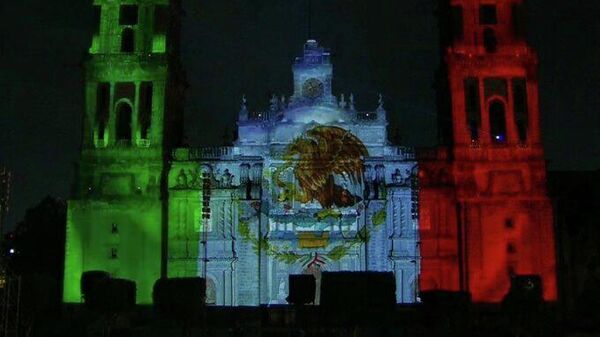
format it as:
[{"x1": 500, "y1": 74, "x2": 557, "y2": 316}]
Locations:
[
  {"x1": 289, "y1": 40, "x2": 336, "y2": 107},
  {"x1": 302, "y1": 78, "x2": 324, "y2": 99}
]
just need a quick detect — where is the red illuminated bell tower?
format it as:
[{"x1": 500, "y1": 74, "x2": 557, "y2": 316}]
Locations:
[{"x1": 419, "y1": 0, "x2": 557, "y2": 302}]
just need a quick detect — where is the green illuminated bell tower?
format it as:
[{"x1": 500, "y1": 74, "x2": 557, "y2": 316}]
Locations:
[{"x1": 63, "y1": 0, "x2": 184, "y2": 304}]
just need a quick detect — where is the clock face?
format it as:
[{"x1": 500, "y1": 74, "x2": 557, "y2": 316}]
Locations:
[{"x1": 302, "y1": 78, "x2": 324, "y2": 100}]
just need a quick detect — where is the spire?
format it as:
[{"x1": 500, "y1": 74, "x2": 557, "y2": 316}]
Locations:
[
  {"x1": 270, "y1": 94, "x2": 279, "y2": 112},
  {"x1": 339, "y1": 93, "x2": 347, "y2": 109},
  {"x1": 376, "y1": 93, "x2": 386, "y2": 121},
  {"x1": 377, "y1": 93, "x2": 385, "y2": 112},
  {"x1": 280, "y1": 95, "x2": 286, "y2": 110},
  {"x1": 241, "y1": 94, "x2": 248, "y2": 109}
]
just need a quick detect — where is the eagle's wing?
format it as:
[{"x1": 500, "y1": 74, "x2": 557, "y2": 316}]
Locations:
[
  {"x1": 306, "y1": 126, "x2": 369, "y2": 185},
  {"x1": 290, "y1": 138, "x2": 329, "y2": 202},
  {"x1": 290, "y1": 126, "x2": 369, "y2": 205}
]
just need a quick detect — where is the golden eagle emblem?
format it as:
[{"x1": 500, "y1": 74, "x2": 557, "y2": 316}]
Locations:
[{"x1": 275, "y1": 126, "x2": 368, "y2": 220}]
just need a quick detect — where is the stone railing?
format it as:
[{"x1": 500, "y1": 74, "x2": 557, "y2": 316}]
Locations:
[
  {"x1": 172, "y1": 147, "x2": 237, "y2": 161},
  {"x1": 384, "y1": 146, "x2": 416, "y2": 160},
  {"x1": 248, "y1": 111, "x2": 273, "y2": 122}
]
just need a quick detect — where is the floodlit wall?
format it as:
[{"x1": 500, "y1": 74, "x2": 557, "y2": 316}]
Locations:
[
  {"x1": 418, "y1": 0, "x2": 557, "y2": 302},
  {"x1": 63, "y1": 199, "x2": 162, "y2": 303},
  {"x1": 64, "y1": 0, "x2": 183, "y2": 304}
]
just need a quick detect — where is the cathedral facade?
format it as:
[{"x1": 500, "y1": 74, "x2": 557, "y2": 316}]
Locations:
[
  {"x1": 63, "y1": 0, "x2": 556, "y2": 305},
  {"x1": 167, "y1": 40, "x2": 419, "y2": 305}
]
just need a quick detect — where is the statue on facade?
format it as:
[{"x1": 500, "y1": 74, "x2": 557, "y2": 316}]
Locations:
[
  {"x1": 220, "y1": 169, "x2": 234, "y2": 188},
  {"x1": 176, "y1": 169, "x2": 188, "y2": 188},
  {"x1": 269, "y1": 94, "x2": 279, "y2": 117},
  {"x1": 392, "y1": 168, "x2": 402, "y2": 185},
  {"x1": 339, "y1": 93, "x2": 347, "y2": 109},
  {"x1": 377, "y1": 93, "x2": 385, "y2": 111},
  {"x1": 188, "y1": 169, "x2": 200, "y2": 188},
  {"x1": 239, "y1": 94, "x2": 249, "y2": 121}
]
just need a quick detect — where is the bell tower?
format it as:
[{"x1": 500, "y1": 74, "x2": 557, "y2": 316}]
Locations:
[
  {"x1": 440, "y1": 0, "x2": 538, "y2": 147},
  {"x1": 419, "y1": 0, "x2": 557, "y2": 302},
  {"x1": 63, "y1": 0, "x2": 184, "y2": 304},
  {"x1": 289, "y1": 39, "x2": 337, "y2": 107}
]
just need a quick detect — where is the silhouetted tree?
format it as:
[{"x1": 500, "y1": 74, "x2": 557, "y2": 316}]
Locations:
[
  {"x1": 4, "y1": 196, "x2": 67, "y2": 336},
  {"x1": 6, "y1": 196, "x2": 67, "y2": 278}
]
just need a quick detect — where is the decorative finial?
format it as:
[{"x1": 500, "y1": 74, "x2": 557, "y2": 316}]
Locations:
[
  {"x1": 349, "y1": 93, "x2": 356, "y2": 111},
  {"x1": 239, "y1": 94, "x2": 249, "y2": 121},
  {"x1": 377, "y1": 93, "x2": 385, "y2": 111},
  {"x1": 280, "y1": 95, "x2": 286, "y2": 109},
  {"x1": 270, "y1": 94, "x2": 278, "y2": 112},
  {"x1": 339, "y1": 93, "x2": 347, "y2": 109}
]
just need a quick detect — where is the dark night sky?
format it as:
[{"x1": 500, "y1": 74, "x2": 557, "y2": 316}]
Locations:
[{"x1": 0, "y1": 0, "x2": 599, "y2": 229}]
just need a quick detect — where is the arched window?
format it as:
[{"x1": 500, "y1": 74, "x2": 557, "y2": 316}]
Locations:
[
  {"x1": 121, "y1": 28, "x2": 135, "y2": 53},
  {"x1": 489, "y1": 99, "x2": 507, "y2": 144},
  {"x1": 116, "y1": 102, "x2": 132, "y2": 142},
  {"x1": 483, "y1": 28, "x2": 497, "y2": 53}
]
